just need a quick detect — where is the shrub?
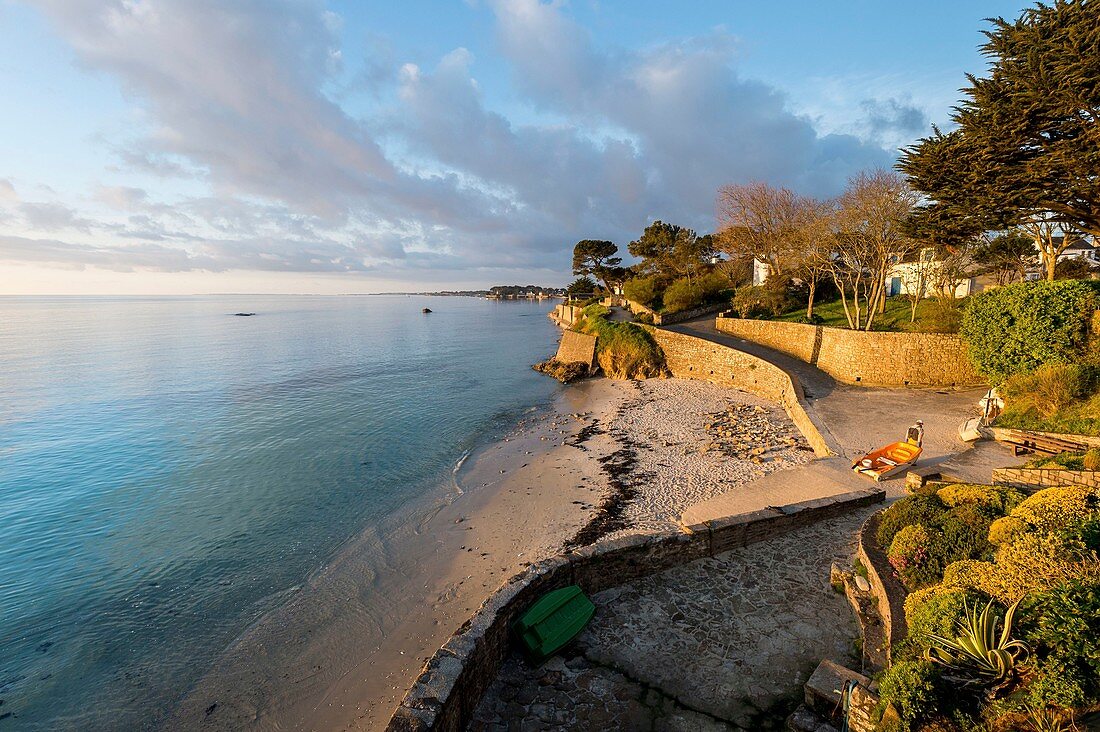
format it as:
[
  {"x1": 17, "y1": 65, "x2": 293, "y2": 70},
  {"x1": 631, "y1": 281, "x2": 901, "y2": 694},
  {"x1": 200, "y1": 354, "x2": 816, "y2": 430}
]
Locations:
[
  {"x1": 890, "y1": 525, "x2": 934, "y2": 586},
  {"x1": 661, "y1": 272, "x2": 730, "y2": 314},
  {"x1": 999, "y1": 364, "x2": 1099, "y2": 420},
  {"x1": 937, "y1": 484, "x2": 1024, "y2": 514},
  {"x1": 573, "y1": 304, "x2": 669, "y2": 379},
  {"x1": 905, "y1": 587, "x2": 973, "y2": 649},
  {"x1": 1020, "y1": 579, "x2": 1100, "y2": 707},
  {"x1": 729, "y1": 280, "x2": 797, "y2": 318},
  {"x1": 1010, "y1": 486, "x2": 1099, "y2": 534},
  {"x1": 960, "y1": 279, "x2": 1100, "y2": 383},
  {"x1": 1086, "y1": 448, "x2": 1100, "y2": 471},
  {"x1": 877, "y1": 659, "x2": 939, "y2": 731},
  {"x1": 878, "y1": 494, "x2": 948, "y2": 547},
  {"x1": 622, "y1": 275, "x2": 661, "y2": 308},
  {"x1": 979, "y1": 532, "x2": 1100, "y2": 604},
  {"x1": 988, "y1": 516, "x2": 1029, "y2": 545}
]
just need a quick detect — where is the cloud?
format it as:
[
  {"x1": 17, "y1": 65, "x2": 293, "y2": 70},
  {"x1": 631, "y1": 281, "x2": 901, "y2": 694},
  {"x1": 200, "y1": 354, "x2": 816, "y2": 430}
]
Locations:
[
  {"x1": 10, "y1": 0, "x2": 898, "y2": 283},
  {"x1": 861, "y1": 97, "x2": 928, "y2": 143},
  {"x1": 0, "y1": 179, "x2": 17, "y2": 201},
  {"x1": 19, "y1": 202, "x2": 95, "y2": 232}
]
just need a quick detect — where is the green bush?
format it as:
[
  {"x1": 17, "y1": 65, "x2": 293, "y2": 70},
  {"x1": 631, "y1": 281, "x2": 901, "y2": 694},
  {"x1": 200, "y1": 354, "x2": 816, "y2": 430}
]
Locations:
[
  {"x1": 959, "y1": 279, "x2": 1100, "y2": 383},
  {"x1": 729, "y1": 280, "x2": 797, "y2": 318},
  {"x1": 918, "y1": 297, "x2": 964, "y2": 334},
  {"x1": 877, "y1": 494, "x2": 948, "y2": 548},
  {"x1": 879, "y1": 494, "x2": 1001, "y2": 590},
  {"x1": 622, "y1": 275, "x2": 661, "y2": 308},
  {"x1": 877, "y1": 659, "x2": 939, "y2": 731},
  {"x1": 1020, "y1": 579, "x2": 1100, "y2": 705},
  {"x1": 573, "y1": 304, "x2": 668, "y2": 379},
  {"x1": 905, "y1": 587, "x2": 973, "y2": 650},
  {"x1": 661, "y1": 272, "x2": 730, "y2": 314}
]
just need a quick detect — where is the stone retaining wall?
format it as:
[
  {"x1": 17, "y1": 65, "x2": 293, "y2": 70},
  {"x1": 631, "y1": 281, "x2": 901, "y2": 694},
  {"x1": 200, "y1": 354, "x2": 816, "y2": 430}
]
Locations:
[
  {"x1": 714, "y1": 316, "x2": 983, "y2": 387},
  {"x1": 551, "y1": 303, "x2": 583, "y2": 326},
  {"x1": 386, "y1": 488, "x2": 885, "y2": 731},
  {"x1": 992, "y1": 467, "x2": 1100, "y2": 490},
  {"x1": 645, "y1": 327, "x2": 833, "y2": 457},
  {"x1": 857, "y1": 511, "x2": 908, "y2": 659},
  {"x1": 623, "y1": 298, "x2": 727, "y2": 326}
]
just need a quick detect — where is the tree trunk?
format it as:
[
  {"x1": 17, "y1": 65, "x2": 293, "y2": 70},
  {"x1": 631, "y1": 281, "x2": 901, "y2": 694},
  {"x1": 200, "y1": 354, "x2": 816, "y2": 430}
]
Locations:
[
  {"x1": 1046, "y1": 253, "x2": 1057, "y2": 281},
  {"x1": 806, "y1": 280, "x2": 816, "y2": 320}
]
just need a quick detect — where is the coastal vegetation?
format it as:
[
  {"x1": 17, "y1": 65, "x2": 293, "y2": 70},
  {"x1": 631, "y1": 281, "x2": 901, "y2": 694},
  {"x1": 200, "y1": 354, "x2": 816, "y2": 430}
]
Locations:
[
  {"x1": 874, "y1": 480, "x2": 1100, "y2": 731},
  {"x1": 959, "y1": 279, "x2": 1100, "y2": 435},
  {"x1": 572, "y1": 304, "x2": 668, "y2": 379}
]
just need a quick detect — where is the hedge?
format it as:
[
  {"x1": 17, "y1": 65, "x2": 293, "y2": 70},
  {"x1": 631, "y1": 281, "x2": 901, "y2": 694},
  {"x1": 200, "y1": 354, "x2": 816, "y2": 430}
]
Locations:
[{"x1": 959, "y1": 279, "x2": 1100, "y2": 382}]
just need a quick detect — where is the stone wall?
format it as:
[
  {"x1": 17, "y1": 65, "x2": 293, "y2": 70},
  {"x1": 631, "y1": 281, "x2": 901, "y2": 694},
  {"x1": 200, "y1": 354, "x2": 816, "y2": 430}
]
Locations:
[
  {"x1": 554, "y1": 331, "x2": 597, "y2": 369},
  {"x1": 992, "y1": 467, "x2": 1100, "y2": 491},
  {"x1": 857, "y1": 511, "x2": 908, "y2": 658},
  {"x1": 551, "y1": 304, "x2": 583, "y2": 327},
  {"x1": 645, "y1": 327, "x2": 833, "y2": 457},
  {"x1": 386, "y1": 488, "x2": 885, "y2": 731},
  {"x1": 623, "y1": 298, "x2": 727, "y2": 326},
  {"x1": 714, "y1": 316, "x2": 983, "y2": 387}
]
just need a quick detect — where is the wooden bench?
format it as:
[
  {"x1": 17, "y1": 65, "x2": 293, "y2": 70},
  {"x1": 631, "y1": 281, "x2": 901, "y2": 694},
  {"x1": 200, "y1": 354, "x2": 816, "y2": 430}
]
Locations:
[{"x1": 1001, "y1": 429, "x2": 1088, "y2": 457}]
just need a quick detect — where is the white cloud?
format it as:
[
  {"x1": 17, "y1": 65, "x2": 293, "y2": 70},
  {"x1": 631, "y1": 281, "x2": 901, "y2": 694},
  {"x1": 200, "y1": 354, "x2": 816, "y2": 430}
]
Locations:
[{"x1": 4, "y1": 0, "x2": 900, "y2": 285}]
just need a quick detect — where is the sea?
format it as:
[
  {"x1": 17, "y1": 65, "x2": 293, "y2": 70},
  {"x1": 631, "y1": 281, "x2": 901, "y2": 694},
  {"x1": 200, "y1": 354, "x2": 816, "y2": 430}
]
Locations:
[{"x1": 0, "y1": 294, "x2": 562, "y2": 730}]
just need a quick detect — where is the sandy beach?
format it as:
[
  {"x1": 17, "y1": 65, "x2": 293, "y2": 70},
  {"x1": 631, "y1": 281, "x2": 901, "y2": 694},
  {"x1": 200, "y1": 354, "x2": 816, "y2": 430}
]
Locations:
[{"x1": 166, "y1": 376, "x2": 810, "y2": 731}]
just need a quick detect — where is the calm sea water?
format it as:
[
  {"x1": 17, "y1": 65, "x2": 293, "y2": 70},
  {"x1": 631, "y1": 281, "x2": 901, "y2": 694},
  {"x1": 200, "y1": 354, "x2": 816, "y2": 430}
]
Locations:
[{"x1": 0, "y1": 295, "x2": 561, "y2": 730}]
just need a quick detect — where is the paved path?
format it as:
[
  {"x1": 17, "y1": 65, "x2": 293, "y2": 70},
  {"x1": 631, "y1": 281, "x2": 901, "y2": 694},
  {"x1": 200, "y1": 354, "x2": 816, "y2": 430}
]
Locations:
[
  {"x1": 472, "y1": 508, "x2": 874, "y2": 731},
  {"x1": 667, "y1": 317, "x2": 995, "y2": 523}
]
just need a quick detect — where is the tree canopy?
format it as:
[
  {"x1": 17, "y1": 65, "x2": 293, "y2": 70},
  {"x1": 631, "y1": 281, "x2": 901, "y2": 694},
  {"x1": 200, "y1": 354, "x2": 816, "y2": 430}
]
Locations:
[
  {"x1": 571, "y1": 239, "x2": 622, "y2": 291},
  {"x1": 627, "y1": 221, "x2": 715, "y2": 282},
  {"x1": 899, "y1": 0, "x2": 1100, "y2": 278}
]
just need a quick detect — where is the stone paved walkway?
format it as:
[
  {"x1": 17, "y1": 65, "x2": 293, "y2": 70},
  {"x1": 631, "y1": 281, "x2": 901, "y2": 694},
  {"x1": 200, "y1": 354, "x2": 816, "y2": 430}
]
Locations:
[{"x1": 471, "y1": 508, "x2": 874, "y2": 730}]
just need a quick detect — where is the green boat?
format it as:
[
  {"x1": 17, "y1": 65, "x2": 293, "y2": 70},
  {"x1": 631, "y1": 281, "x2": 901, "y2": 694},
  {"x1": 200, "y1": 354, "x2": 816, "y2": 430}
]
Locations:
[{"x1": 512, "y1": 584, "x2": 595, "y2": 660}]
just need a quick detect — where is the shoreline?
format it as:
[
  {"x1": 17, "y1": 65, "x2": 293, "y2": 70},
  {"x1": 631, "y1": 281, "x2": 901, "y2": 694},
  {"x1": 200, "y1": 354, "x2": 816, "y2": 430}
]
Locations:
[
  {"x1": 166, "y1": 376, "x2": 812, "y2": 731},
  {"x1": 164, "y1": 379, "x2": 625, "y2": 731}
]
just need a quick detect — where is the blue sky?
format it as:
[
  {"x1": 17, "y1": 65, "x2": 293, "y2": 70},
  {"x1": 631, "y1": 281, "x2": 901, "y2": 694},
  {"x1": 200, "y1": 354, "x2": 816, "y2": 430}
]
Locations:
[{"x1": 0, "y1": 0, "x2": 1026, "y2": 294}]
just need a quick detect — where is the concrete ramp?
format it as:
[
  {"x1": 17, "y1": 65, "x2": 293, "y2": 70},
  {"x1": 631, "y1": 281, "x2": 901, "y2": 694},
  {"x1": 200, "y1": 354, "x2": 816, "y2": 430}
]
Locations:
[{"x1": 681, "y1": 457, "x2": 869, "y2": 526}]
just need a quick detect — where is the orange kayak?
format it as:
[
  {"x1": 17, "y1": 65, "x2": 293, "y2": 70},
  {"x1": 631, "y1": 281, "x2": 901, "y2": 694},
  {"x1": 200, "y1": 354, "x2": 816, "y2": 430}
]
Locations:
[{"x1": 852, "y1": 441, "x2": 922, "y2": 481}]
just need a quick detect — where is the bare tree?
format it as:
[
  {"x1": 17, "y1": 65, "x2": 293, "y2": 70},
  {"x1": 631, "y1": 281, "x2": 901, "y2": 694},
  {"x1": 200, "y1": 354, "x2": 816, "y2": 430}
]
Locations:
[
  {"x1": 716, "y1": 182, "x2": 802, "y2": 278},
  {"x1": 794, "y1": 197, "x2": 837, "y2": 320},
  {"x1": 899, "y1": 248, "x2": 936, "y2": 323},
  {"x1": 831, "y1": 171, "x2": 919, "y2": 330},
  {"x1": 1021, "y1": 215, "x2": 1076, "y2": 281}
]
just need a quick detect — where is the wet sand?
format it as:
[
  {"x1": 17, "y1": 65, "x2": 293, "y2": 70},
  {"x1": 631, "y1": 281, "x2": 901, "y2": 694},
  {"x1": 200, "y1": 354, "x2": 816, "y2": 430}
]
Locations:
[{"x1": 166, "y1": 378, "x2": 809, "y2": 731}]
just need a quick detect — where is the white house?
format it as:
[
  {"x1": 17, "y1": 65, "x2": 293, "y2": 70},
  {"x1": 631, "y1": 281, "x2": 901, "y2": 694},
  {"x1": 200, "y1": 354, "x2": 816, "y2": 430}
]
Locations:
[
  {"x1": 1057, "y1": 238, "x2": 1099, "y2": 264},
  {"x1": 884, "y1": 247, "x2": 980, "y2": 299}
]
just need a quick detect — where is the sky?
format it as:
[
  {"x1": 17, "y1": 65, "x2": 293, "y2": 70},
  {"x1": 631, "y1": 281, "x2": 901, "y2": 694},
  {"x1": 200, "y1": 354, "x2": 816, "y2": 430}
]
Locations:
[{"x1": 0, "y1": 0, "x2": 1029, "y2": 295}]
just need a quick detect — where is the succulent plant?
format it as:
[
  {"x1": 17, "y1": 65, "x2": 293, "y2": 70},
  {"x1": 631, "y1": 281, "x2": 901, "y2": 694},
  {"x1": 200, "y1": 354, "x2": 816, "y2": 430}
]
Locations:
[{"x1": 923, "y1": 597, "x2": 1028, "y2": 691}]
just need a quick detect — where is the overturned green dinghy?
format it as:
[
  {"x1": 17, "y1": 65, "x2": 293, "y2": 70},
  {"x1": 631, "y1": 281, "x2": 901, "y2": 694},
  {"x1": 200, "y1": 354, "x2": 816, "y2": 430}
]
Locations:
[{"x1": 512, "y1": 584, "x2": 595, "y2": 661}]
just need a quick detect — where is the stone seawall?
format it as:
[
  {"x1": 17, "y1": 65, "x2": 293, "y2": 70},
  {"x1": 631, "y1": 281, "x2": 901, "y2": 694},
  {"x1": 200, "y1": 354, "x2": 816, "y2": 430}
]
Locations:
[
  {"x1": 714, "y1": 316, "x2": 983, "y2": 388},
  {"x1": 645, "y1": 327, "x2": 833, "y2": 457},
  {"x1": 386, "y1": 489, "x2": 885, "y2": 731}
]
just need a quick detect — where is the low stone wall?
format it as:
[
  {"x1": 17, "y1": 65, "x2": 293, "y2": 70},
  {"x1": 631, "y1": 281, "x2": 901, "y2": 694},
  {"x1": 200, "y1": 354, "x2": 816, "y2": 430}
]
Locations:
[
  {"x1": 857, "y1": 511, "x2": 908, "y2": 659},
  {"x1": 992, "y1": 467, "x2": 1100, "y2": 491},
  {"x1": 714, "y1": 316, "x2": 983, "y2": 388},
  {"x1": 623, "y1": 298, "x2": 727, "y2": 326},
  {"x1": 646, "y1": 327, "x2": 833, "y2": 457},
  {"x1": 988, "y1": 426, "x2": 1100, "y2": 450},
  {"x1": 386, "y1": 488, "x2": 885, "y2": 731}
]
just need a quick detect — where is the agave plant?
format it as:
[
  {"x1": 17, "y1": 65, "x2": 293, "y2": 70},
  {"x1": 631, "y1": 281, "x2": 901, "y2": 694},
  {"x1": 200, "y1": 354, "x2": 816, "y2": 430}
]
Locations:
[
  {"x1": 923, "y1": 597, "x2": 1028, "y2": 691},
  {"x1": 1028, "y1": 705, "x2": 1079, "y2": 732}
]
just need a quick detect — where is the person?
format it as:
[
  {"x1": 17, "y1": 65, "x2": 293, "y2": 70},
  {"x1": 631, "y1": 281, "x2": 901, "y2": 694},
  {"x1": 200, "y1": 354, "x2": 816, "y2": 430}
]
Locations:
[{"x1": 906, "y1": 420, "x2": 924, "y2": 447}]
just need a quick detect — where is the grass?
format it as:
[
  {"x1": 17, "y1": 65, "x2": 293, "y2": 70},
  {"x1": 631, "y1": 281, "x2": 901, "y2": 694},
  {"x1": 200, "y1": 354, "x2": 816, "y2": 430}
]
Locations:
[
  {"x1": 996, "y1": 364, "x2": 1100, "y2": 437},
  {"x1": 770, "y1": 295, "x2": 963, "y2": 333},
  {"x1": 573, "y1": 304, "x2": 668, "y2": 379}
]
